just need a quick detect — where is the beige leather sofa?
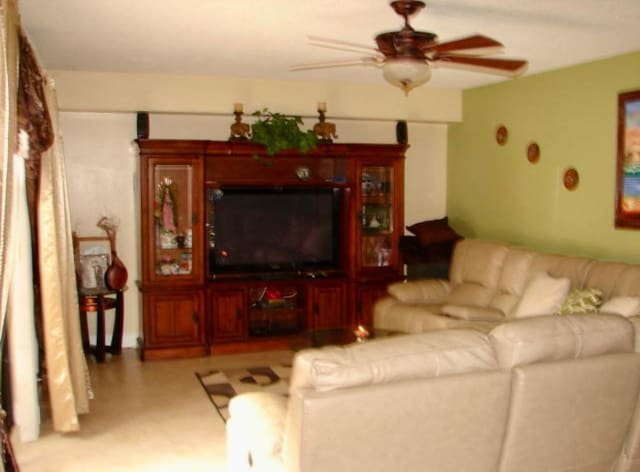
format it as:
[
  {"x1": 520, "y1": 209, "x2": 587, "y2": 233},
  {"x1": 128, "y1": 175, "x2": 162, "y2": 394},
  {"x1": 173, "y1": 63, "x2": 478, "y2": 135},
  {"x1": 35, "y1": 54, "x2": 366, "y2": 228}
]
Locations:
[
  {"x1": 226, "y1": 313, "x2": 640, "y2": 472},
  {"x1": 374, "y1": 238, "x2": 640, "y2": 334}
]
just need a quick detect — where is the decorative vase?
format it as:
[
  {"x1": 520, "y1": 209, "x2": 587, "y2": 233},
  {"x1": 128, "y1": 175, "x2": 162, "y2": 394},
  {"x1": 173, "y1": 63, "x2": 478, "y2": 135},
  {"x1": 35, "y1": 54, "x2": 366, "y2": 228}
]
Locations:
[{"x1": 105, "y1": 252, "x2": 128, "y2": 290}]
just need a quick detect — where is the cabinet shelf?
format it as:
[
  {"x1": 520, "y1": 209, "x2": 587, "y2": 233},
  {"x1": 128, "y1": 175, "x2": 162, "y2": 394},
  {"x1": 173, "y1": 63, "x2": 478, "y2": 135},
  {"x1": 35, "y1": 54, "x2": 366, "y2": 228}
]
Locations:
[{"x1": 362, "y1": 195, "x2": 391, "y2": 204}]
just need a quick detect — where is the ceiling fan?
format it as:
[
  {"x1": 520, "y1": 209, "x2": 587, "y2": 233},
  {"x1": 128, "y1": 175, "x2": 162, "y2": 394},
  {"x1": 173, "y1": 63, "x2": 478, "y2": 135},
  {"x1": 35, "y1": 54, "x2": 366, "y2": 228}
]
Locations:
[{"x1": 291, "y1": 0, "x2": 528, "y2": 95}]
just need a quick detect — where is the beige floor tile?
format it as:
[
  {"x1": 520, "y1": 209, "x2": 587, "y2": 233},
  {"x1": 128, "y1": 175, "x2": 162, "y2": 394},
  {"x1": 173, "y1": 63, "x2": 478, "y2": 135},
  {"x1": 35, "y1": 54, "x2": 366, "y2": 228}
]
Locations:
[{"x1": 13, "y1": 348, "x2": 293, "y2": 472}]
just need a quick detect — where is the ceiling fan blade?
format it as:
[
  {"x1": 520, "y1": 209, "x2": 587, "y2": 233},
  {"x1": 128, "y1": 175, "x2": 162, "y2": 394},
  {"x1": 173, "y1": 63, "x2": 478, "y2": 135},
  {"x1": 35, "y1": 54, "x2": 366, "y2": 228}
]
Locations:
[
  {"x1": 290, "y1": 57, "x2": 381, "y2": 71},
  {"x1": 427, "y1": 34, "x2": 504, "y2": 54},
  {"x1": 433, "y1": 54, "x2": 528, "y2": 76},
  {"x1": 308, "y1": 36, "x2": 379, "y2": 54},
  {"x1": 309, "y1": 41, "x2": 385, "y2": 58}
]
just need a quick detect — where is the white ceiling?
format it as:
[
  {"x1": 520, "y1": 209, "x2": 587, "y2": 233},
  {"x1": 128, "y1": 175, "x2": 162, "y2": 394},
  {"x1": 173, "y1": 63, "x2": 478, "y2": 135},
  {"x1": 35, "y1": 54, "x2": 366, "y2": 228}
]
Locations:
[{"x1": 18, "y1": 0, "x2": 640, "y2": 90}]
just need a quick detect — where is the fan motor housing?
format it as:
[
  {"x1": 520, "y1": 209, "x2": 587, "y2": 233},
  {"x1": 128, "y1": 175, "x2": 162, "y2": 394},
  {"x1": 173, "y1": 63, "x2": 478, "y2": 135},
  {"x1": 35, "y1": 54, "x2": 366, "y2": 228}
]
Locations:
[{"x1": 390, "y1": 0, "x2": 426, "y2": 18}]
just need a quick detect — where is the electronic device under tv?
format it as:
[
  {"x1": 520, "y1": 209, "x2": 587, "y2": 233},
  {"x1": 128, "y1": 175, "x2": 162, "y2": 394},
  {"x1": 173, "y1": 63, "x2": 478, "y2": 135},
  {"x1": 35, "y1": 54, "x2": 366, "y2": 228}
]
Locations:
[{"x1": 209, "y1": 187, "x2": 341, "y2": 276}]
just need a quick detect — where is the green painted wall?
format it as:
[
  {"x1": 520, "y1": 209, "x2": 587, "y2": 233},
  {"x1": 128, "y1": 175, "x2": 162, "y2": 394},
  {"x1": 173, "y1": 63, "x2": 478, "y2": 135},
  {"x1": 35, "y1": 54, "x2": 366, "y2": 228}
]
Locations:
[{"x1": 448, "y1": 50, "x2": 640, "y2": 263}]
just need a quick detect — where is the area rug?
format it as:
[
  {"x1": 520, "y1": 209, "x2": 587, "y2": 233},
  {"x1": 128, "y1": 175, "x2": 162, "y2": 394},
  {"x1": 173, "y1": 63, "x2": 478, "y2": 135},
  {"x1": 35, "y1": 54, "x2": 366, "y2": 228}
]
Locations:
[{"x1": 196, "y1": 364, "x2": 292, "y2": 421}]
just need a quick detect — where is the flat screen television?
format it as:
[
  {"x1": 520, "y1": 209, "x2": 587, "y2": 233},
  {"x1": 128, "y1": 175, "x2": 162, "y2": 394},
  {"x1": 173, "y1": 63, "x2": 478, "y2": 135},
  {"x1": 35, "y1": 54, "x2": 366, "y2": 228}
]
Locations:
[{"x1": 209, "y1": 187, "x2": 341, "y2": 275}]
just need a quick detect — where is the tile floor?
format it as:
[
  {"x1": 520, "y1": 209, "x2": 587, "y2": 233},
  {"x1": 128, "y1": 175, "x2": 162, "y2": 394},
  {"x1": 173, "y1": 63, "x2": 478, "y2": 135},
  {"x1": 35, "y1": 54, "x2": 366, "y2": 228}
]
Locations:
[{"x1": 13, "y1": 348, "x2": 294, "y2": 472}]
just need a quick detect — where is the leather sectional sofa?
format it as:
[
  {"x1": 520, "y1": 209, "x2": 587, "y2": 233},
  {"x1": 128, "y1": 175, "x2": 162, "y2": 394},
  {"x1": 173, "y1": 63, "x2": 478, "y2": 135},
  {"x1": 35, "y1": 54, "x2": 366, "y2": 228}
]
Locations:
[
  {"x1": 226, "y1": 239, "x2": 640, "y2": 471},
  {"x1": 374, "y1": 238, "x2": 640, "y2": 334},
  {"x1": 226, "y1": 313, "x2": 640, "y2": 471}
]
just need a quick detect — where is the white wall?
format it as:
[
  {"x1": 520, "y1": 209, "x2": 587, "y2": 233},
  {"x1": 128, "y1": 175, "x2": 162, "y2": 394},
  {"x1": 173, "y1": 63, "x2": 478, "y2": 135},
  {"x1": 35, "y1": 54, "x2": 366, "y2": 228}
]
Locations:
[{"x1": 55, "y1": 71, "x2": 455, "y2": 347}]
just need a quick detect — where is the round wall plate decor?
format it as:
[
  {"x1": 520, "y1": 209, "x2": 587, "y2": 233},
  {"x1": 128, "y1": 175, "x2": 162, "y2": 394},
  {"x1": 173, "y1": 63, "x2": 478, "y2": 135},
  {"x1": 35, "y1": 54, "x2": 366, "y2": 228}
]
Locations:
[
  {"x1": 527, "y1": 142, "x2": 540, "y2": 163},
  {"x1": 495, "y1": 125, "x2": 508, "y2": 145},
  {"x1": 563, "y1": 167, "x2": 579, "y2": 190}
]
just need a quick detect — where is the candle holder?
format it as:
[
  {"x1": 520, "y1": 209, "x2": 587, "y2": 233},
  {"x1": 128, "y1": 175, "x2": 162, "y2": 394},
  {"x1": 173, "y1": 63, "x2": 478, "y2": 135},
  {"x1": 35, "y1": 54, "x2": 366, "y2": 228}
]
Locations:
[
  {"x1": 313, "y1": 103, "x2": 337, "y2": 144},
  {"x1": 354, "y1": 325, "x2": 370, "y2": 343},
  {"x1": 229, "y1": 104, "x2": 251, "y2": 141}
]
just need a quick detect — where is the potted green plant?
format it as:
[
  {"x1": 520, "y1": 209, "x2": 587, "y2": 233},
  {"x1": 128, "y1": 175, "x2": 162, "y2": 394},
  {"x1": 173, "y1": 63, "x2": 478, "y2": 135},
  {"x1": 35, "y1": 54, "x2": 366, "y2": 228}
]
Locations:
[{"x1": 251, "y1": 108, "x2": 318, "y2": 158}]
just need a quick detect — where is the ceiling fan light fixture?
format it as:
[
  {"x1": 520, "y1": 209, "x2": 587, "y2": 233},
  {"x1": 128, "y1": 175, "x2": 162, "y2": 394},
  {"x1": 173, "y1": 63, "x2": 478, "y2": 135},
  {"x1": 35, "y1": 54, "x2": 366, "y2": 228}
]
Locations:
[{"x1": 382, "y1": 58, "x2": 431, "y2": 95}]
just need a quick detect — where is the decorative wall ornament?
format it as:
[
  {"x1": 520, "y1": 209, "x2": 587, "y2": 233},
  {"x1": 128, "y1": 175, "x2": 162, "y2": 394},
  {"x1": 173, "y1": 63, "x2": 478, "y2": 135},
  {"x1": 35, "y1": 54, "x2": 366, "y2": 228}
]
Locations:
[
  {"x1": 495, "y1": 125, "x2": 508, "y2": 145},
  {"x1": 563, "y1": 167, "x2": 579, "y2": 191},
  {"x1": 527, "y1": 142, "x2": 540, "y2": 164},
  {"x1": 615, "y1": 89, "x2": 640, "y2": 228}
]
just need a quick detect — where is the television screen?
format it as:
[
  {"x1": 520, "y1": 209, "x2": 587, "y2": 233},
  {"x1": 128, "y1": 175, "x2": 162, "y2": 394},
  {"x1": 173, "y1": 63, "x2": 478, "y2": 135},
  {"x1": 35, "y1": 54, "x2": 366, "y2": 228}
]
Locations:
[{"x1": 210, "y1": 187, "x2": 340, "y2": 274}]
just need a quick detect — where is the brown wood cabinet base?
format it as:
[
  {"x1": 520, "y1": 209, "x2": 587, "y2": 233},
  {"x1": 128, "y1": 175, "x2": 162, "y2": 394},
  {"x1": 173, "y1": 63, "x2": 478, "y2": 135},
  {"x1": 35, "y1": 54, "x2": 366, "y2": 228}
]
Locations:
[
  {"x1": 209, "y1": 336, "x2": 298, "y2": 355},
  {"x1": 140, "y1": 344, "x2": 209, "y2": 361}
]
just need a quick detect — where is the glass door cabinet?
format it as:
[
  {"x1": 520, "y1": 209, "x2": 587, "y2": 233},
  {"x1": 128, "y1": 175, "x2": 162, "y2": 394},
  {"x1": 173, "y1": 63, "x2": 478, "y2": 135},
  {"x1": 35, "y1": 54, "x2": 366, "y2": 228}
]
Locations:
[
  {"x1": 141, "y1": 157, "x2": 203, "y2": 285},
  {"x1": 137, "y1": 145, "x2": 205, "y2": 360},
  {"x1": 356, "y1": 161, "x2": 402, "y2": 277}
]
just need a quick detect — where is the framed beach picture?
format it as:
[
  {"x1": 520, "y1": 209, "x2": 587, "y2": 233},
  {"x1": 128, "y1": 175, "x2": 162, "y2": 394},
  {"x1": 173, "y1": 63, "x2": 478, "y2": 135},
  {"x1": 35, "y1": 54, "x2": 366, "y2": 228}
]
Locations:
[{"x1": 615, "y1": 89, "x2": 640, "y2": 229}]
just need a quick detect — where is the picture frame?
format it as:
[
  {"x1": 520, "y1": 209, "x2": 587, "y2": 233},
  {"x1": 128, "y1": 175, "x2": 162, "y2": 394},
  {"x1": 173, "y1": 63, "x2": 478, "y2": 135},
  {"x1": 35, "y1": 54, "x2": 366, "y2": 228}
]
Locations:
[
  {"x1": 615, "y1": 89, "x2": 640, "y2": 229},
  {"x1": 79, "y1": 253, "x2": 110, "y2": 289},
  {"x1": 73, "y1": 234, "x2": 112, "y2": 289}
]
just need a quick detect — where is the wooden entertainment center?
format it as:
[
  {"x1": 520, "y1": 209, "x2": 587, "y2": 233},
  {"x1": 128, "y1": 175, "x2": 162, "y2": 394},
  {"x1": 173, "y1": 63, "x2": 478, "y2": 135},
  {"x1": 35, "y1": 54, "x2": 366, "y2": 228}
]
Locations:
[{"x1": 136, "y1": 139, "x2": 406, "y2": 359}]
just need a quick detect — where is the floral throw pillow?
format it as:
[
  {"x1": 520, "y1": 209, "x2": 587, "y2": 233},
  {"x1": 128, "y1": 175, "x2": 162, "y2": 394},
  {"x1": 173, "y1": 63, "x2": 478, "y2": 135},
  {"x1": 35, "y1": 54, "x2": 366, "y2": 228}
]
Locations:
[{"x1": 556, "y1": 288, "x2": 604, "y2": 315}]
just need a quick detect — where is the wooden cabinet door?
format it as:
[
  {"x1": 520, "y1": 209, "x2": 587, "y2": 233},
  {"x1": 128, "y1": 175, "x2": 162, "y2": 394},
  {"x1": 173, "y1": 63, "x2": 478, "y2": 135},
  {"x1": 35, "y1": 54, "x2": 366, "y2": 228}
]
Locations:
[
  {"x1": 353, "y1": 158, "x2": 404, "y2": 280},
  {"x1": 210, "y1": 287, "x2": 246, "y2": 341},
  {"x1": 137, "y1": 150, "x2": 204, "y2": 287},
  {"x1": 144, "y1": 290, "x2": 204, "y2": 347},
  {"x1": 310, "y1": 282, "x2": 346, "y2": 330}
]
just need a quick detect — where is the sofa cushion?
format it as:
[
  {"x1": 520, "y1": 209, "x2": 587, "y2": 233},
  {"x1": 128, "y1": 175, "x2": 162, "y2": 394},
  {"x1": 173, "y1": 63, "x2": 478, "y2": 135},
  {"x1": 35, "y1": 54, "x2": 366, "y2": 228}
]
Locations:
[
  {"x1": 290, "y1": 330, "x2": 497, "y2": 393},
  {"x1": 556, "y1": 288, "x2": 603, "y2": 315},
  {"x1": 386, "y1": 279, "x2": 451, "y2": 304},
  {"x1": 490, "y1": 314, "x2": 634, "y2": 368},
  {"x1": 512, "y1": 272, "x2": 570, "y2": 318},
  {"x1": 600, "y1": 296, "x2": 640, "y2": 318},
  {"x1": 447, "y1": 282, "x2": 495, "y2": 307},
  {"x1": 441, "y1": 304, "x2": 505, "y2": 321}
]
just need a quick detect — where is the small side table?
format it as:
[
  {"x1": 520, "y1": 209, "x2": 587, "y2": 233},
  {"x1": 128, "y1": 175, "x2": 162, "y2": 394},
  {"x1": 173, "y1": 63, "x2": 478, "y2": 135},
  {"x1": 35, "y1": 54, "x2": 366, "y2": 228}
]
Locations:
[{"x1": 78, "y1": 287, "x2": 125, "y2": 363}]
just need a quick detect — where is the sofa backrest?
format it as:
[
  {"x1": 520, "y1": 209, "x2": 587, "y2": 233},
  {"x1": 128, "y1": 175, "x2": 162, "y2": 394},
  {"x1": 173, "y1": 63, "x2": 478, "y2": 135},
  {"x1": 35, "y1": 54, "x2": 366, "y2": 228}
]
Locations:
[
  {"x1": 490, "y1": 314, "x2": 640, "y2": 472},
  {"x1": 584, "y1": 260, "x2": 640, "y2": 299},
  {"x1": 289, "y1": 328, "x2": 498, "y2": 393},
  {"x1": 448, "y1": 239, "x2": 510, "y2": 308},
  {"x1": 528, "y1": 252, "x2": 593, "y2": 290},
  {"x1": 285, "y1": 329, "x2": 511, "y2": 472},
  {"x1": 447, "y1": 239, "x2": 635, "y2": 319},
  {"x1": 285, "y1": 369, "x2": 512, "y2": 472}
]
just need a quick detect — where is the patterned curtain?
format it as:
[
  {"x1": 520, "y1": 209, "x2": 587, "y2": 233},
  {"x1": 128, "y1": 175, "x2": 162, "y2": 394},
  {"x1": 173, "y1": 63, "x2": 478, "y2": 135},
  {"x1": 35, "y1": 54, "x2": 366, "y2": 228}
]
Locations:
[
  {"x1": 0, "y1": 3, "x2": 91, "y2": 449},
  {"x1": 16, "y1": 32, "x2": 91, "y2": 433}
]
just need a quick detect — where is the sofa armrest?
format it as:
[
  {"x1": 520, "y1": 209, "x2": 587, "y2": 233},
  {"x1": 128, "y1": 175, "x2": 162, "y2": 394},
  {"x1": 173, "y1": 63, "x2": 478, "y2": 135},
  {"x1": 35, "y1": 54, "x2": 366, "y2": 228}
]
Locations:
[
  {"x1": 226, "y1": 392, "x2": 287, "y2": 472},
  {"x1": 629, "y1": 315, "x2": 640, "y2": 353},
  {"x1": 387, "y1": 279, "x2": 451, "y2": 304}
]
